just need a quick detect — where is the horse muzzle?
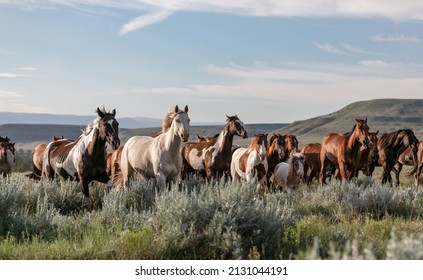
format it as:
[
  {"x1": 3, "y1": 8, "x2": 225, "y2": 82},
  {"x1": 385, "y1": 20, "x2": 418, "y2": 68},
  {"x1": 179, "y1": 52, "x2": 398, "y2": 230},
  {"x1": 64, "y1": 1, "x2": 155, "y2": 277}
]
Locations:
[{"x1": 181, "y1": 133, "x2": 190, "y2": 142}]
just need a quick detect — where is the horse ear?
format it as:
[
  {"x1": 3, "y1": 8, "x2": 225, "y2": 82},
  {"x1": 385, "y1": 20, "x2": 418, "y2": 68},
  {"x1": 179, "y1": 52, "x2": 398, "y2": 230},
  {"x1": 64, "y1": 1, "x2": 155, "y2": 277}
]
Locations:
[
  {"x1": 112, "y1": 109, "x2": 116, "y2": 117},
  {"x1": 375, "y1": 129, "x2": 379, "y2": 135},
  {"x1": 184, "y1": 105, "x2": 188, "y2": 113},
  {"x1": 97, "y1": 107, "x2": 105, "y2": 118},
  {"x1": 364, "y1": 117, "x2": 367, "y2": 123},
  {"x1": 175, "y1": 105, "x2": 179, "y2": 113}
]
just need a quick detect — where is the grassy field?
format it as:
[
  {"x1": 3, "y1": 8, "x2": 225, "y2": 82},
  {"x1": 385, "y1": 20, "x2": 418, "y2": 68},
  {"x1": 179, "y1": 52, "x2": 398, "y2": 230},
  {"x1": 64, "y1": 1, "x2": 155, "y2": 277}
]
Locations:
[{"x1": 1, "y1": 167, "x2": 423, "y2": 260}]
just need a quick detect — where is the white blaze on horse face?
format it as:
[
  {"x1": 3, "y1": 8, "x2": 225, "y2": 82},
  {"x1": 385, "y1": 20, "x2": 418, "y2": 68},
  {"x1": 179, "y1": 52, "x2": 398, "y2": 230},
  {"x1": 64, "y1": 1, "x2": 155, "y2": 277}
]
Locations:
[{"x1": 259, "y1": 143, "x2": 266, "y2": 161}]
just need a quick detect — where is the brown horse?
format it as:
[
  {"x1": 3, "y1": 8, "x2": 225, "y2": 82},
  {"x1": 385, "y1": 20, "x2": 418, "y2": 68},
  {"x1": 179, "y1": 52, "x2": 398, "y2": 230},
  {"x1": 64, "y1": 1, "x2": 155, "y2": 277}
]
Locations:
[
  {"x1": 196, "y1": 133, "x2": 220, "y2": 143},
  {"x1": 369, "y1": 129, "x2": 419, "y2": 186},
  {"x1": 26, "y1": 136, "x2": 65, "y2": 180},
  {"x1": 0, "y1": 138, "x2": 14, "y2": 178},
  {"x1": 301, "y1": 143, "x2": 322, "y2": 185},
  {"x1": 393, "y1": 141, "x2": 423, "y2": 185},
  {"x1": 231, "y1": 133, "x2": 268, "y2": 191},
  {"x1": 282, "y1": 134, "x2": 299, "y2": 161},
  {"x1": 320, "y1": 118, "x2": 370, "y2": 184},
  {"x1": 181, "y1": 115, "x2": 248, "y2": 179},
  {"x1": 266, "y1": 133, "x2": 286, "y2": 184},
  {"x1": 354, "y1": 130, "x2": 379, "y2": 177},
  {"x1": 42, "y1": 108, "x2": 120, "y2": 199},
  {"x1": 107, "y1": 145, "x2": 123, "y2": 181}
]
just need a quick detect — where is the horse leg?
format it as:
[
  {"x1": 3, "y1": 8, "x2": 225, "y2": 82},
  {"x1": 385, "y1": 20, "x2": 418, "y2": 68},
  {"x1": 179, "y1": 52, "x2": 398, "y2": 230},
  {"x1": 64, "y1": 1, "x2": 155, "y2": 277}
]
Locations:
[
  {"x1": 416, "y1": 163, "x2": 423, "y2": 187},
  {"x1": 393, "y1": 162, "x2": 403, "y2": 186},
  {"x1": 155, "y1": 172, "x2": 167, "y2": 192}
]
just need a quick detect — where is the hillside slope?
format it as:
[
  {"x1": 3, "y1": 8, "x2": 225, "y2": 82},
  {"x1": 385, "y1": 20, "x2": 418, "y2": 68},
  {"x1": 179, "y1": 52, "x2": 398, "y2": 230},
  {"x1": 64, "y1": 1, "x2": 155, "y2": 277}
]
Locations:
[{"x1": 276, "y1": 99, "x2": 423, "y2": 146}]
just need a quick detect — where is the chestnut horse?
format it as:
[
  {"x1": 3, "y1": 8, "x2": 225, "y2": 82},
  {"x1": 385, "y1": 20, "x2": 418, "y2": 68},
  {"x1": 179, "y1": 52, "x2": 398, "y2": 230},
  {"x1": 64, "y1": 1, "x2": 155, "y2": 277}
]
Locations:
[
  {"x1": 181, "y1": 115, "x2": 248, "y2": 179},
  {"x1": 368, "y1": 129, "x2": 419, "y2": 186},
  {"x1": 106, "y1": 145, "x2": 123, "y2": 181},
  {"x1": 320, "y1": 118, "x2": 370, "y2": 184},
  {"x1": 282, "y1": 134, "x2": 299, "y2": 161},
  {"x1": 301, "y1": 143, "x2": 322, "y2": 185},
  {"x1": 27, "y1": 136, "x2": 65, "y2": 180},
  {"x1": 231, "y1": 133, "x2": 268, "y2": 191},
  {"x1": 42, "y1": 108, "x2": 120, "y2": 198},
  {"x1": 354, "y1": 130, "x2": 379, "y2": 177},
  {"x1": 118, "y1": 105, "x2": 190, "y2": 191}
]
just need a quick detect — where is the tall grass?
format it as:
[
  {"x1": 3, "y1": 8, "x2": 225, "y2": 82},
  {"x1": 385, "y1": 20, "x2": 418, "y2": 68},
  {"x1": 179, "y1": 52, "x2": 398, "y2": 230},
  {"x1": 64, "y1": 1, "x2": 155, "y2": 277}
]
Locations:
[{"x1": 1, "y1": 173, "x2": 423, "y2": 259}]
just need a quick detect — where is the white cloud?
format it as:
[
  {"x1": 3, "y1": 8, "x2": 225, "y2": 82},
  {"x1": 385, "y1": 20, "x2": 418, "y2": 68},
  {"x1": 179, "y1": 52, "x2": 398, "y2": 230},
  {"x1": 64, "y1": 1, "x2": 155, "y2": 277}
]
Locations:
[
  {"x1": 17, "y1": 67, "x2": 39, "y2": 71},
  {"x1": 2, "y1": 1, "x2": 423, "y2": 34},
  {"x1": 343, "y1": 44, "x2": 385, "y2": 56},
  {"x1": 118, "y1": 9, "x2": 175, "y2": 35},
  {"x1": 0, "y1": 72, "x2": 30, "y2": 78},
  {"x1": 312, "y1": 41, "x2": 349, "y2": 56},
  {"x1": 371, "y1": 33, "x2": 422, "y2": 43}
]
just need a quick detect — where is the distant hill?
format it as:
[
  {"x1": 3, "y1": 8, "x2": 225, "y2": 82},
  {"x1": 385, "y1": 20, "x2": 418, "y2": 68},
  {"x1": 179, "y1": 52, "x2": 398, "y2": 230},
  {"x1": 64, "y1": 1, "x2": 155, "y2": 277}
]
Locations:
[
  {"x1": 276, "y1": 98, "x2": 423, "y2": 147},
  {"x1": 0, "y1": 112, "x2": 162, "y2": 129}
]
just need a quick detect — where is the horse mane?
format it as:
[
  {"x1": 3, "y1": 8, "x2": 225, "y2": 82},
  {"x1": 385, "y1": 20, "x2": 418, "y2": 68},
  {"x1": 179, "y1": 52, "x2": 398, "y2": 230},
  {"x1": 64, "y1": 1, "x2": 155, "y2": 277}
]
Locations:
[
  {"x1": 82, "y1": 107, "x2": 112, "y2": 137},
  {"x1": 161, "y1": 106, "x2": 186, "y2": 133}
]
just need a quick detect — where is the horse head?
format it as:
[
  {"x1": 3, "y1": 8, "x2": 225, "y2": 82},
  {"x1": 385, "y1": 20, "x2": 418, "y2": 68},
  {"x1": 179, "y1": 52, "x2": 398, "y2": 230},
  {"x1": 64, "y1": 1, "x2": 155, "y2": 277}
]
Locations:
[
  {"x1": 252, "y1": 133, "x2": 268, "y2": 161},
  {"x1": 0, "y1": 141, "x2": 7, "y2": 158},
  {"x1": 354, "y1": 118, "x2": 370, "y2": 148},
  {"x1": 283, "y1": 134, "x2": 299, "y2": 156},
  {"x1": 97, "y1": 107, "x2": 120, "y2": 150},
  {"x1": 292, "y1": 153, "x2": 305, "y2": 179},
  {"x1": 172, "y1": 105, "x2": 190, "y2": 142},
  {"x1": 368, "y1": 130, "x2": 379, "y2": 164},
  {"x1": 226, "y1": 115, "x2": 248, "y2": 138},
  {"x1": 268, "y1": 133, "x2": 285, "y2": 161}
]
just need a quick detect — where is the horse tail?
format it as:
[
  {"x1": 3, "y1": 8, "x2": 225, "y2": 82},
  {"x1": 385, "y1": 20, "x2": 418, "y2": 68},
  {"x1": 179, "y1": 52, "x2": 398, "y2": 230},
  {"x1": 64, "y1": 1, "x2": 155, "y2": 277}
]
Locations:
[{"x1": 116, "y1": 143, "x2": 132, "y2": 189}]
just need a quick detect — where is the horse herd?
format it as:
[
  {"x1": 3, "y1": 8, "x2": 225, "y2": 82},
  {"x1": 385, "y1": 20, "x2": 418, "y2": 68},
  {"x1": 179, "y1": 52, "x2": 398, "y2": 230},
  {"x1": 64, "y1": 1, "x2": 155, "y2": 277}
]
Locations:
[{"x1": 1, "y1": 105, "x2": 423, "y2": 202}]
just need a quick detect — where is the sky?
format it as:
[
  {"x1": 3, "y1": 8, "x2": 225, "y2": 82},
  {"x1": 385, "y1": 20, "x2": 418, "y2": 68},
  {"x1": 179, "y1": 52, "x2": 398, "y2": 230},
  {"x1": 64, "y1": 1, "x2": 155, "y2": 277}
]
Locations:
[{"x1": 1, "y1": 0, "x2": 423, "y2": 124}]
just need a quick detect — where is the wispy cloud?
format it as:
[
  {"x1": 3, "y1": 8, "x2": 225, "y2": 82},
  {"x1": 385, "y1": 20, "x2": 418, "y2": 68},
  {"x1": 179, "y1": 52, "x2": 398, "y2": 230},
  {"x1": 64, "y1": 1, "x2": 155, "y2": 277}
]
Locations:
[
  {"x1": 312, "y1": 41, "x2": 349, "y2": 56},
  {"x1": 2, "y1": 1, "x2": 423, "y2": 34},
  {"x1": 0, "y1": 72, "x2": 30, "y2": 78},
  {"x1": 0, "y1": 89, "x2": 25, "y2": 98},
  {"x1": 17, "y1": 67, "x2": 39, "y2": 71},
  {"x1": 371, "y1": 33, "x2": 422, "y2": 43},
  {"x1": 119, "y1": 9, "x2": 175, "y2": 35},
  {"x1": 343, "y1": 44, "x2": 385, "y2": 56}
]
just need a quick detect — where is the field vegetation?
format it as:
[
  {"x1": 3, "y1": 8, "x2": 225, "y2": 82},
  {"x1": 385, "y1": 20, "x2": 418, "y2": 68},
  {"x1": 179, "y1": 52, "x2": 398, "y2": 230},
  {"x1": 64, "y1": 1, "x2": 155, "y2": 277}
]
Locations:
[{"x1": 1, "y1": 169, "x2": 423, "y2": 260}]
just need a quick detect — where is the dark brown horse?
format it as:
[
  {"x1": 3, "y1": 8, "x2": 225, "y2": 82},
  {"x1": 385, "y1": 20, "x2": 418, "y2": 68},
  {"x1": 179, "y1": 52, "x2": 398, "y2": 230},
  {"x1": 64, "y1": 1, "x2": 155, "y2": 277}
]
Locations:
[
  {"x1": 42, "y1": 108, "x2": 120, "y2": 199},
  {"x1": 320, "y1": 118, "x2": 370, "y2": 184},
  {"x1": 369, "y1": 129, "x2": 419, "y2": 186},
  {"x1": 266, "y1": 133, "x2": 286, "y2": 185},
  {"x1": 393, "y1": 141, "x2": 423, "y2": 185},
  {"x1": 181, "y1": 115, "x2": 247, "y2": 179},
  {"x1": 0, "y1": 138, "x2": 14, "y2": 178}
]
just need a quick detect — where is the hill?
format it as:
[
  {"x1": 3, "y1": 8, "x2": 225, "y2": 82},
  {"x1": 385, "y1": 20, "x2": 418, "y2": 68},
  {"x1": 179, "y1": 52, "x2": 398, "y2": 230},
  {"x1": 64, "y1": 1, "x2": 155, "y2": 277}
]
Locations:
[{"x1": 275, "y1": 99, "x2": 423, "y2": 147}]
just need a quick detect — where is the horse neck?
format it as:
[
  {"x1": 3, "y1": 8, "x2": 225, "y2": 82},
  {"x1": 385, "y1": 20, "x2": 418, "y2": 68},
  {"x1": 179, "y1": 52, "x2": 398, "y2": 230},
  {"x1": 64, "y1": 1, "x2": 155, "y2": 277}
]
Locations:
[
  {"x1": 347, "y1": 129, "x2": 362, "y2": 152},
  {"x1": 162, "y1": 121, "x2": 182, "y2": 155},
  {"x1": 82, "y1": 126, "x2": 107, "y2": 158},
  {"x1": 216, "y1": 126, "x2": 235, "y2": 154}
]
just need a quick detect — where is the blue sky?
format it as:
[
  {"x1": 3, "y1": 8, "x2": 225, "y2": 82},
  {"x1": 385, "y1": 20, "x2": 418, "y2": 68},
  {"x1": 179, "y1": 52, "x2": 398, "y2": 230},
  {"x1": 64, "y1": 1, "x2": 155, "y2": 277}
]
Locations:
[{"x1": 1, "y1": 1, "x2": 423, "y2": 124}]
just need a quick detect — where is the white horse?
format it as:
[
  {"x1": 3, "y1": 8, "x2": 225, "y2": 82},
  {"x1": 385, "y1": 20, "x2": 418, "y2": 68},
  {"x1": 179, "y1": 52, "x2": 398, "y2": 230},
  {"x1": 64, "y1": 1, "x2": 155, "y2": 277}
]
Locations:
[
  {"x1": 118, "y1": 105, "x2": 190, "y2": 191},
  {"x1": 273, "y1": 153, "x2": 305, "y2": 195},
  {"x1": 231, "y1": 133, "x2": 268, "y2": 192}
]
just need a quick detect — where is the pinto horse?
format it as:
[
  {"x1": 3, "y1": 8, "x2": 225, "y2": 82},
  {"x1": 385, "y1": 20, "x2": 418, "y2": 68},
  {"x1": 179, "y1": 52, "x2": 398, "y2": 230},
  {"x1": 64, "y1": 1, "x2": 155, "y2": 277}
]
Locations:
[
  {"x1": 231, "y1": 133, "x2": 268, "y2": 191},
  {"x1": 118, "y1": 105, "x2": 190, "y2": 191},
  {"x1": 369, "y1": 129, "x2": 419, "y2": 186},
  {"x1": 181, "y1": 115, "x2": 248, "y2": 179},
  {"x1": 27, "y1": 136, "x2": 65, "y2": 180},
  {"x1": 42, "y1": 108, "x2": 120, "y2": 198},
  {"x1": 320, "y1": 118, "x2": 370, "y2": 184},
  {"x1": 273, "y1": 153, "x2": 305, "y2": 195}
]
